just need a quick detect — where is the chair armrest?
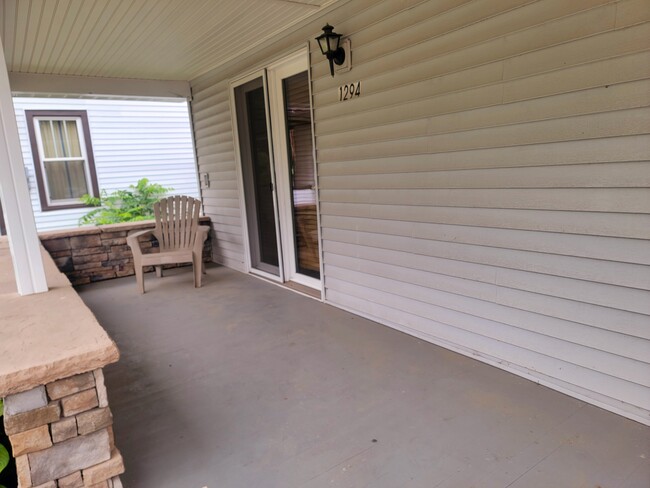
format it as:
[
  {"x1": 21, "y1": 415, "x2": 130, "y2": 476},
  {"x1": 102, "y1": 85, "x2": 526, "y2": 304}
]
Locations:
[
  {"x1": 193, "y1": 226, "x2": 210, "y2": 253},
  {"x1": 126, "y1": 229, "x2": 155, "y2": 256},
  {"x1": 197, "y1": 225, "x2": 210, "y2": 241}
]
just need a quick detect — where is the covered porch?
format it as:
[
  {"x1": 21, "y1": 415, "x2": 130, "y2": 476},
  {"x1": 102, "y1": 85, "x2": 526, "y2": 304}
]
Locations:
[
  {"x1": 78, "y1": 266, "x2": 648, "y2": 488},
  {"x1": 1, "y1": 0, "x2": 649, "y2": 486}
]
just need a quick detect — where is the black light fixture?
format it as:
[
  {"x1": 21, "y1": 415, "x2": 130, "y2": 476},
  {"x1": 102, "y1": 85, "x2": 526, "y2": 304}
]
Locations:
[{"x1": 316, "y1": 24, "x2": 345, "y2": 77}]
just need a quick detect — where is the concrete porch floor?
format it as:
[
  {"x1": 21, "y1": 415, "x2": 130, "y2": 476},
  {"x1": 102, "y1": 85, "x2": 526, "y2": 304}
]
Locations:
[{"x1": 77, "y1": 265, "x2": 650, "y2": 488}]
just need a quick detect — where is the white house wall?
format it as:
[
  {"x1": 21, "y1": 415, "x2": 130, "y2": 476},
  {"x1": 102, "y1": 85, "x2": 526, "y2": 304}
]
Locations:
[
  {"x1": 13, "y1": 97, "x2": 199, "y2": 231},
  {"x1": 190, "y1": 0, "x2": 650, "y2": 424}
]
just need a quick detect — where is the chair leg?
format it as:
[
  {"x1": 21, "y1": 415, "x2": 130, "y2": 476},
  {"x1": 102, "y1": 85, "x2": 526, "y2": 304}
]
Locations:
[
  {"x1": 155, "y1": 265, "x2": 163, "y2": 278},
  {"x1": 193, "y1": 254, "x2": 202, "y2": 288},
  {"x1": 135, "y1": 266, "x2": 145, "y2": 294}
]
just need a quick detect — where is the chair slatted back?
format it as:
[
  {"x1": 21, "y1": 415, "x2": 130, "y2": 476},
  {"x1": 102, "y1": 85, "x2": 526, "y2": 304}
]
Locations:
[{"x1": 153, "y1": 196, "x2": 201, "y2": 251}]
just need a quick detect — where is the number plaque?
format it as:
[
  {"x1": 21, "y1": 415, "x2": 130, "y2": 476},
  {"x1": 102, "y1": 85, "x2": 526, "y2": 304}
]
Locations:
[{"x1": 338, "y1": 81, "x2": 361, "y2": 101}]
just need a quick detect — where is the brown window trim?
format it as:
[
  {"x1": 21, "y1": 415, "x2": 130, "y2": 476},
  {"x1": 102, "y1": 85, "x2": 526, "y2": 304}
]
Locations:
[{"x1": 25, "y1": 110, "x2": 100, "y2": 212}]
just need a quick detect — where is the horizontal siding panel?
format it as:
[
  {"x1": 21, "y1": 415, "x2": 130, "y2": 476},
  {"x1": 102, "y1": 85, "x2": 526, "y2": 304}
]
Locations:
[
  {"x1": 192, "y1": 81, "x2": 230, "y2": 105},
  {"x1": 315, "y1": 0, "x2": 624, "y2": 94},
  {"x1": 322, "y1": 230, "x2": 650, "y2": 314},
  {"x1": 205, "y1": 178, "x2": 239, "y2": 191},
  {"x1": 503, "y1": 50, "x2": 650, "y2": 102},
  {"x1": 201, "y1": 189, "x2": 239, "y2": 200},
  {"x1": 194, "y1": 121, "x2": 232, "y2": 141},
  {"x1": 321, "y1": 203, "x2": 650, "y2": 240},
  {"x1": 324, "y1": 265, "x2": 650, "y2": 370},
  {"x1": 212, "y1": 239, "x2": 244, "y2": 253},
  {"x1": 318, "y1": 79, "x2": 650, "y2": 146},
  {"x1": 191, "y1": 102, "x2": 231, "y2": 126},
  {"x1": 210, "y1": 222, "x2": 242, "y2": 235},
  {"x1": 321, "y1": 216, "x2": 650, "y2": 266},
  {"x1": 196, "y1": 131, "x2": 235, "y2": 148},
  {"x1": 313, "y1": 0, "x2": 621, "y2": 84},
  {"x1": 321, "y1": 221, "x2": 650, "y2": 290},
  {"x1": 209, "y1": 214, "x2": 243, "y2": 227},
  {"x1": 212, "y1": 247, "x2": 246, "y2": 262},
  {"x1": 318, "y1": 107, "x2": 650, "y2": 162},
  {"x1": 320, "y1": 188, "x2": 650, "y2": 213},
  {"x1": 316, "y1": 47, "x2": 650, "y2": 132},
  {"x1": 616, "y1": 0, "x2": 650, "y2": 27},
  {"x1": 319, "y1": 161, "x2": 650, "y2": 190},
  {"x1": 196, "y1": 141, "x2": 234, "y2": 157},
  {"x1": 317, "y1": 135, "x2": 650, "y2": 175},
  {"x1": 202, "y1": 205, "x2": 241, "y2": 218},
  {"x1": 503, "y1": 22, "x2": 650, "y2": 79},
  {"x1": 202, "y1": 197, "x2": 240, "y2": 208},
  {"x1": 193, "y1": 112, "x2": 232, "y2": 133},
  {"x1": 326, "y1": 288, "x2": 650, "y2": 414},
  {"x1": 337, "y1": 0, "x2": 601, "y2": 71},
  {"x1": 323, "y1": 243, "x2": 650, "y2": 339},
  {"x1": 198, "y1": 162, "x2": 237, "y2": 175}
]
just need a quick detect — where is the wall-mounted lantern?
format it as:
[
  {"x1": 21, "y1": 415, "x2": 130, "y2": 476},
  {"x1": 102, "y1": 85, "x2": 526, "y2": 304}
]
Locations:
[{"x1": 315, "y1": 24, "x2": 346, "y2": 77}]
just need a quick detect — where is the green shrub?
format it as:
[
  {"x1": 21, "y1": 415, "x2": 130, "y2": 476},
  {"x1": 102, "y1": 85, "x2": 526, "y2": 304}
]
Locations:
[
  {"x1": 0, "y1": 399, "x2": 10, "y2": 488},
  {"x1": 79, "y1": 178, "x2": 172, "y2": 226}
]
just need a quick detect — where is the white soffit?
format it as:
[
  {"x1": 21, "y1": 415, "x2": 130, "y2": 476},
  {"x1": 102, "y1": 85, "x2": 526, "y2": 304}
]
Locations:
[{"x1": 0, "y1": 0, "x2": 341, "y2": 81}]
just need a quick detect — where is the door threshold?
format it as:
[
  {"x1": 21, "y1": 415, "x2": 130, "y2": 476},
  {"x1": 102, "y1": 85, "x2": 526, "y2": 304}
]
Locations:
[
  {"x1": 249, "y1": 272, "x2": 322, "y2": 300},
  {"x1": 283, "y1": 280, "x2": 321, "y2": 299}
]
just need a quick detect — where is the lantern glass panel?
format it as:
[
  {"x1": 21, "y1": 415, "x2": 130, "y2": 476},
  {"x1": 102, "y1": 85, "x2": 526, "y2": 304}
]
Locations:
[{"x1": 317, "y1": 35, "x2": 328, "y2": 54}]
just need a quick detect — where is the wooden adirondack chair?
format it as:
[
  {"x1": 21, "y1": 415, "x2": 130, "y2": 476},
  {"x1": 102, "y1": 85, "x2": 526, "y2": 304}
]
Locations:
[{"x1": 126, "y1": 195, "x2": 209, "y2": 293}]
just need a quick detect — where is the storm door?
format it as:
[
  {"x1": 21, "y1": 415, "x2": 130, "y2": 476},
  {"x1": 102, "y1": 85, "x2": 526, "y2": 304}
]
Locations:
[
  {"x1": 234, "y1": 76, "x2": 281, "y2": 277},
  {"x1": 233, "y1": 50, "x2": 321, "y2": 289}
]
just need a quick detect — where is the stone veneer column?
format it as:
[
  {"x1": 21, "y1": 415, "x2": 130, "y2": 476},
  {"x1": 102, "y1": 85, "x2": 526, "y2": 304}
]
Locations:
[{"x1": 3, "y1": 369, "x2": 124, "y2": 488}]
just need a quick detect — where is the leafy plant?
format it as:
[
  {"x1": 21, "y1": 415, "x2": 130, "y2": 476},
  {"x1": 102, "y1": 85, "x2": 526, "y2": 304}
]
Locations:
[
  {"x1": 0, "y1": 399, "x2": 10, "y2": 488},
  {"x1": 79, "y1": 178, "x2": 172, "y2": 226}
]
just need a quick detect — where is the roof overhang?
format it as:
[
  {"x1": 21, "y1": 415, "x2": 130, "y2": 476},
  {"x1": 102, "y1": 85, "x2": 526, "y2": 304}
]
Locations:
[{"x1": 1, "y1": 0, "x2": 346, "y2": 90}]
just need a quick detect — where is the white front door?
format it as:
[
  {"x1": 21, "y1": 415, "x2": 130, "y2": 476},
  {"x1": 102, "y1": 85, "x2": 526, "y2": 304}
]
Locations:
[
  {"x1": 233, "y1": 49, "x2": 321, "y2": 290},
  {"x1": 267, "y1": 51, "x2": 321, "y2": 289}
]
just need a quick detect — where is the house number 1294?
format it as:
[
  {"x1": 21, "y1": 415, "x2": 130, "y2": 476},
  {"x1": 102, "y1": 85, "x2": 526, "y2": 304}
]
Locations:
[{"x1": 338, "y1": 81, "x2": 361, "y2": 101}]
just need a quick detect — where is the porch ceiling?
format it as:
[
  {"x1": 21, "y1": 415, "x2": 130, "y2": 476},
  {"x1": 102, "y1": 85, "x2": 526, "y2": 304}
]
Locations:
[{"x1": 0, "y1": 0, "x2": 341, "y2": 81}]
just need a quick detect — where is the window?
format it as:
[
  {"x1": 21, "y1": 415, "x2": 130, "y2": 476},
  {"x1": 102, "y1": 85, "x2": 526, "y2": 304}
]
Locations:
[{"x1": 26, "y1": 110, "x2": 99, "y2": 211}]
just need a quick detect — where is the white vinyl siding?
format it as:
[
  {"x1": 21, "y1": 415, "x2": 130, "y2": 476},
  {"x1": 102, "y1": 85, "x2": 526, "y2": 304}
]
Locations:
[
  {"x1": 14, "y1": 97, "x2": 199, "y2": 231},
  {"x1": 190, "y1": 0, "x2": 650, "y2": 424},
  {"x1": 190, "y1": 83, "x2": 245, "y2": 270}
]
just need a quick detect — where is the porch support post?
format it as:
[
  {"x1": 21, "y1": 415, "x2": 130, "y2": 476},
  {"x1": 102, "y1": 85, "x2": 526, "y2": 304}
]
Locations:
[{"x1": 0, "y1": 38, "x2": 48, "y2": 295}]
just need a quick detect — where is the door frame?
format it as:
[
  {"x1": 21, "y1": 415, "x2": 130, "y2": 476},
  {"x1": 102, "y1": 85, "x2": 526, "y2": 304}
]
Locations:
[
  {"x1": 230, "y1": 68, "x2": 285, "y2": 283},
  {"x1": 230, "y1": 46, "x2": 324, "y2": 296},
  {"x1": 267, "y1": 50, "x2": 321, "y2": 290}
]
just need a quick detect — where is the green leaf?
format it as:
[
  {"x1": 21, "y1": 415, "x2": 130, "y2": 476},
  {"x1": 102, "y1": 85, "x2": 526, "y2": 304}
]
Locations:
[
  {"x1": 78, "y1": 178, "x2": 173, "y2": 226},
  {"x1": 0, "y1": 443, "x2": 9, "y2": 475}
]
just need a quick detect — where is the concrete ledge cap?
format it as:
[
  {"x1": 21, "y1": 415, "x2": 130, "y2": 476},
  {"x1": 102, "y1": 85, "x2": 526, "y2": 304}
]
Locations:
[
  {"x1": 38, "y1": 216, "x2": 210, "y2": 240},
  {"x1": 0, "y1": 238, "x2": 119, "y2": 397}
]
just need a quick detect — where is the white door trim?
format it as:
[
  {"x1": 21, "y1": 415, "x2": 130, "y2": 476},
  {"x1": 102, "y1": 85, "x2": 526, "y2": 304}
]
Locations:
[
  {"x1": 267, "y1": 48, "x2": 321, "y2": 291},
  {"x1": 229, "y1": 69, "x2": 284, "y2": 282}
]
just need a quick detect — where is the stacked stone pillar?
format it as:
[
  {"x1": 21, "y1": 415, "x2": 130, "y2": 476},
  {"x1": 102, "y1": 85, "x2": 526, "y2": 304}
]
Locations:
[{"x1": 3, "y1": 369, "x2": 124, "y2": 488}]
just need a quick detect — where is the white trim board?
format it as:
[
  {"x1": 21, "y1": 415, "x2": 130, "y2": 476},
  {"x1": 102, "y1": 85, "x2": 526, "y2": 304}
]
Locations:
[{"x1": 9, "y1": 73, "x2": 191, "y2": 99}]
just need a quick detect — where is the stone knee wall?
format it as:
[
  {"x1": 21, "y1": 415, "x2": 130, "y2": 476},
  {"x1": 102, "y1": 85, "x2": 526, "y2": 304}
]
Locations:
[
  {"x1": 39, "y1": 218, "x2": 212, "y2": 286},
  {"x1": 3, "y1": 370, "x2": 123, "y2": 488}
]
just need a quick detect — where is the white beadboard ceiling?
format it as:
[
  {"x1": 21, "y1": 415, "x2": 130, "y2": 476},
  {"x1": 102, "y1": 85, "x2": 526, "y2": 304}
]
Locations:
[{"x1": 1, "y1": 0, "x2": 340, "y2": 81}]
